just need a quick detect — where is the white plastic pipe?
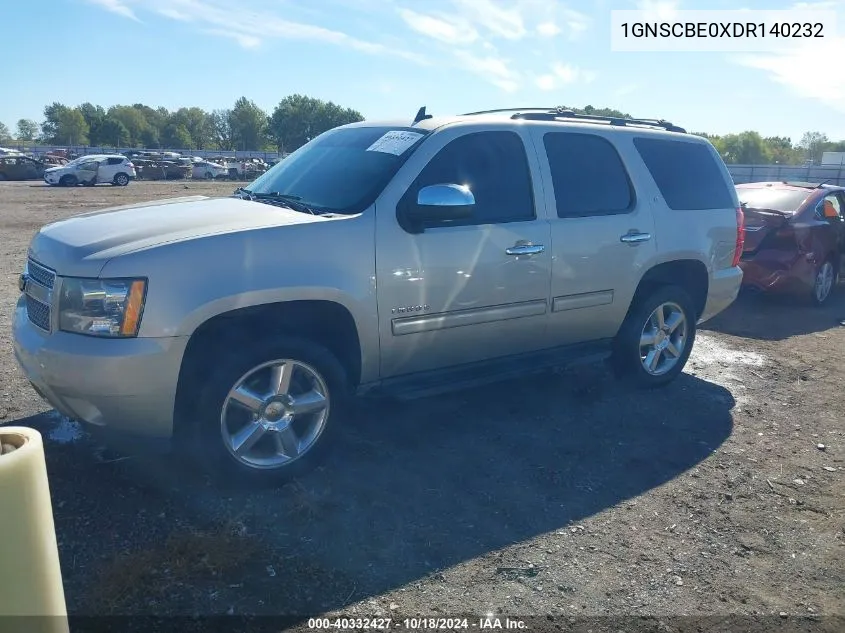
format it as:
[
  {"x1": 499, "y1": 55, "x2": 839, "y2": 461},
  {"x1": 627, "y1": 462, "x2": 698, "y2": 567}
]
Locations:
[{"x1": 0, "y1": 426, "x2": 69, "y2": 632}]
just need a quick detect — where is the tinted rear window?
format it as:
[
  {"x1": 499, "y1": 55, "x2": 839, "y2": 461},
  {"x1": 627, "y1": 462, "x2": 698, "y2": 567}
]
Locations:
[
  {"x1": 633, "y1": 138, "x2": 735, "y2": 210},
  {"x1": 736, "y1": 187, "x2": 811, "y2": 213}
]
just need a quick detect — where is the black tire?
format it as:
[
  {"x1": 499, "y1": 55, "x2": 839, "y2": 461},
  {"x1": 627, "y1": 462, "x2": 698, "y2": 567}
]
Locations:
[
  {"x1": 190, "y1": 335, "x2": 349, "y2": 487},
  {"x1": 610, "y1": 284, "x2": 697, "y2": 388},
  {"x1": 59, "y1": 174, "x2": 77, "y2": 187},
  {"x1": 114, "y1": 172, "x2": 130, "y2": 186},
  {"x1": 810, "y1": 258, "x2": 836, "y2": 306}
]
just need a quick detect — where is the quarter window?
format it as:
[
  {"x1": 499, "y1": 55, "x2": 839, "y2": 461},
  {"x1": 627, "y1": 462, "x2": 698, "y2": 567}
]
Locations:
[{"x1": 633, "y1": 137, "x2": 735, "y2": 210}]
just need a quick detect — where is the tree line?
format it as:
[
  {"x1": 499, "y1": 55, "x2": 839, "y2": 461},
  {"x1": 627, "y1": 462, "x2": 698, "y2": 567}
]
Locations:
[
  {"x1": 0, "y1": 95, "x2": 364, "y2": 154},
  {"x1": 0, "y1": 100, "x2": 841, "y2": 164}
]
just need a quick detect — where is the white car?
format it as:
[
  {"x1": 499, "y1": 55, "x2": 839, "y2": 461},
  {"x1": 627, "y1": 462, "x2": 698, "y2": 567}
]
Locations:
[
  {"x1": 44, "y1": 154, "x2": 136, "y2": 187},
  {"x1": 191, "y1": 160, "x2": 228, "y2": 180}
]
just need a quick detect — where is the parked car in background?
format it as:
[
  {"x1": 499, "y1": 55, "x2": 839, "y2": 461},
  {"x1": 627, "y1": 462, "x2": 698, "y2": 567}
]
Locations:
[
  {"x1": 13, "y1": 107, "x2": 743, "y2": 485},
  {"x1": 191, "y1": 160, "x2": 227, "y2": 180},
  {"x1": 44, "y1": 154, "x2": 136, "y2": 187},
  {"x1": 736, "y1": 181, "x2": 845, "y2": 305},
  {"x1": 0, "y1": 155, "x2": 47, "y2": 180}
]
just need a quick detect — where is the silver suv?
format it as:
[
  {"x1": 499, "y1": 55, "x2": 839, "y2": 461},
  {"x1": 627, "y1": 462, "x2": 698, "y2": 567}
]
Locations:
[{"x1": 13, "y1": 107, "x2": 745, "y2": 485}]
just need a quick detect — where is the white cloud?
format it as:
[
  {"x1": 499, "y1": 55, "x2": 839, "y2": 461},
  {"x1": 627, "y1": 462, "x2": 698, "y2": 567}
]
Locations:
[
  {"x1": 85, "y1": 0, "x2": 426, "y2": 62},
  {"x1": 637, "y1": 0, "x2": 680, "y2": 21},
  {"x1": 537, "y1": 22, "x2": 561, "y2": 37},
  {"x1": 86, "y1": 0, "x2": 139, "y2": 21},
  {"x1": 204, "y1": 29, "x2": 261, "y2": 49},
  {"x1": 398, "y1": 9, "x2": 478, "y2": 44},
  {"x1": 732, "y1": 1, "x2": 845, "y2": 111},
  {"x1": 452, "y1": 0, "x2": 527, "y2": 40},
  {"x1": 535, "y1": 62, "x2": 596, "y2": 90},
  {"x1": 454, "y1": 50, "x2": 521, "y2": 92},
  {"x1": 734, "y1": 36, "x2": 845, "y2": 111}
]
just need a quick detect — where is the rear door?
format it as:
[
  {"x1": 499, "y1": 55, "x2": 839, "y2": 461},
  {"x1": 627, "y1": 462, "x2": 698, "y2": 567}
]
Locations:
[{"x1": 527, "y1": 127, "x2": 657, "y2": 345}]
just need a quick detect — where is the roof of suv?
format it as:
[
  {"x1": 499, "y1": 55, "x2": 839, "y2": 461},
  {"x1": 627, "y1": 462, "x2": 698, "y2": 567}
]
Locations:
[{"x1": 346, "y1": 107, "x2": 692, "y2": 139}]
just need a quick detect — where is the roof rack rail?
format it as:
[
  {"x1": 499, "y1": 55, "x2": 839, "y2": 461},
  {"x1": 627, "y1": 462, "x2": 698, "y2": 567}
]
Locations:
[
  {"x1": 508, "y1": 108, "x2": 686, "y2": 133},
  {"x1": 460, "y1": 107, "x2": 558, "y2": 116}
]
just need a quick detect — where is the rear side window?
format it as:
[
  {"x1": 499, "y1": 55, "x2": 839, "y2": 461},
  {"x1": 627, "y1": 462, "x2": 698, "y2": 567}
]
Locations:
[
  {"x1": 633, "y1": 137, "x2": 735, "y2": 210},
  {"x1": 107, "y1": 157, "x2": 123, "y2": 165},
  {"x1": 543, "y1": 132, "x2": 634, "y2": 217}
]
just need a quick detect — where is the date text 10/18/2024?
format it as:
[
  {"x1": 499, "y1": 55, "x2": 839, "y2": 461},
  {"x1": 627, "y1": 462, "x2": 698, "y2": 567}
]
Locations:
[{"x1": 307, "y1": 617, "x2": 528, "y2": 630}]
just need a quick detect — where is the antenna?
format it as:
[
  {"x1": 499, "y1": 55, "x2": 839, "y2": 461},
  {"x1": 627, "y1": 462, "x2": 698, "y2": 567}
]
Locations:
[{"x1": 414, "y1": 106, "x2": 433, "y2": 124}]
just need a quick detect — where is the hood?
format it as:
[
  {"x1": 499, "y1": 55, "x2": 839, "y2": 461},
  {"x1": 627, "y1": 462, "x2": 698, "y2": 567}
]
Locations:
[
  {"x1": 44, "y1": 165, "x2": 66, "y2": 173},
  {"x1": 28, "y1": 195, "x2": 329, "y2": 277}
]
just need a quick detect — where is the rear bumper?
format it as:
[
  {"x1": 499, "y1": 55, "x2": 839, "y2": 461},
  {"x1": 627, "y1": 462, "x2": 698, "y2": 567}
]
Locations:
[
  {"x1": 699, "y1": 266, "x2": 743, "y2": 323},
  {"x1": 739, "y1": 251, "x2": 814, "y2": 294}
]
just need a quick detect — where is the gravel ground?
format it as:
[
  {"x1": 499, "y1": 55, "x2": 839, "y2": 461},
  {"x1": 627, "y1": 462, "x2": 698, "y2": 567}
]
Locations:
[{"x1": 1, "y1": 181, "x2": 843, "y2": 629}]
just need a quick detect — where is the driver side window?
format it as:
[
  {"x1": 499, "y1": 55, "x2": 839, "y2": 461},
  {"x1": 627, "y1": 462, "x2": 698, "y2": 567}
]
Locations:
[{"x1": 407, "y1": 131, "x2": 535, "y2": 227}]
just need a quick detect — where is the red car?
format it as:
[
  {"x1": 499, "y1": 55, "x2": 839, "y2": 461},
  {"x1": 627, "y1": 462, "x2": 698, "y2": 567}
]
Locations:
[{"x1": 736, "y1": 181, "x2": 845, "y2": 305}]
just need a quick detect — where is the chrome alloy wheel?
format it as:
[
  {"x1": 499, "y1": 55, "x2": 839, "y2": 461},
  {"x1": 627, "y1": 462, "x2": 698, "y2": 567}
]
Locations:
[
  {"x1": 639, "y1": 301, "x2": 688, "y2": 376},
  {"x1": 220, "y1": 359, "x2": 330, "y2": 469},
  {"x1": 815, "y1": 261, "x2": 834, "y2": 304}
]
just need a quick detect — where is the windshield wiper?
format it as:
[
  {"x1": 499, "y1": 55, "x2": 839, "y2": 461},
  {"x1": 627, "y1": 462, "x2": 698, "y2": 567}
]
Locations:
[
  {"x1": 252, "y1": 192, "x2": 317, "y2": 215},
  {"x1": 233, "y1": 187, "x2": 254, "y2": 200}
]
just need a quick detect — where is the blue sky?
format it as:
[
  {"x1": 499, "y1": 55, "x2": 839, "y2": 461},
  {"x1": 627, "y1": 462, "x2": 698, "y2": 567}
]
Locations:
[{"x1": 3, "y1": 0, "x2": 845, "y2": 143}]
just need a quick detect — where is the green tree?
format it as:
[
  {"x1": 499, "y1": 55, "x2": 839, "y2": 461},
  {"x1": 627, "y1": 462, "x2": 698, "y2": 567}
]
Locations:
[
  {"x1": 716, "y1": 131, "x2": 771, "y2": 164},
  {"x1": 268, "y1": 94, "x2": 363, "y2": 153},
  {"x1": 161, "y1": 122, "x2": 192, "y2": 148},
  {"x1": 763, "y1": 136, "x2": 800, "y2": 164},
  {"x1": 171, "y1": 107, "x2": 213, "y2": 149},
  {"x1": 211, "y1": 109, "x2": 234, "y2": 150},
  {"x1": 107, "y1": 105, "x2": 149, "y2": 146},
  {"x1": 15, "y1": 119, "x2": 39, "y2": 141},
  {"x1": 798, "y1": 131, "x2": 829, "y2": 164},
  {"x1": 0, "y1": 121, "x2": 10, "y2": 142},
  {"x1": 41, "y1": 103, "x2": 89, "y2": 145},
  {"x1": 98, "y1": 117, "x2": 130, "y2": 147},
  {"x1": 78, "y1": 103, "x2": 106, "y2": 144},
  {"x1": 229, "y1": 97, "x2": 267, "y2": 151}
]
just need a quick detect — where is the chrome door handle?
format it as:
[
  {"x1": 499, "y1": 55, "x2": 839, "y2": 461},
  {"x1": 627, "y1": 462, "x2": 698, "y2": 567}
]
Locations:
[
  {"x1": 620, "y1": 232, "x2": 652, "y2": 244},
  {"x1": 506, "y1": 244, "x2": 545, "y2": 256}
]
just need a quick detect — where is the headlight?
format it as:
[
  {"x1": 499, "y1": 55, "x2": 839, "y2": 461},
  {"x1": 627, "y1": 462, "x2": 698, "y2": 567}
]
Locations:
[{"x1": 58, "y1": 277, "x2": 147, "y2": 337}]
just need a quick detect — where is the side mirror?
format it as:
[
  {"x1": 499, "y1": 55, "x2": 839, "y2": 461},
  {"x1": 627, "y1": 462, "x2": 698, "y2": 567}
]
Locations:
[{"x1": 405, "y1": 184, "x2": 475, "y2": 229}]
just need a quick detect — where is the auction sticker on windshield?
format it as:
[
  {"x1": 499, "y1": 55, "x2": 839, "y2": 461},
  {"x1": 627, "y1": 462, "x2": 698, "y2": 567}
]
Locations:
[{"x1": 366, "y1": 130, "x2": 425, "y2": 156}]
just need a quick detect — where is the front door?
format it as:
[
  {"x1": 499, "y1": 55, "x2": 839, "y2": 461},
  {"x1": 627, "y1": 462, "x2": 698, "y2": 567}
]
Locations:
[
  {"x1": 375, "y1": 127, "x2": 553, "y2": 378},
  {"x1": 76, "y1": 160, "x2": 100, "y2": 184}
]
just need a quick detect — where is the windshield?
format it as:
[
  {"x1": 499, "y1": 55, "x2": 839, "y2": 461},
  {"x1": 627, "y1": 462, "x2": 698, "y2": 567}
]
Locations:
[
  {"x1": 736, "y1": 187, "x2": 811, "y2": 213},
  {"x1": 245, "y1": 125, "x2": 429, "y2": 214}
]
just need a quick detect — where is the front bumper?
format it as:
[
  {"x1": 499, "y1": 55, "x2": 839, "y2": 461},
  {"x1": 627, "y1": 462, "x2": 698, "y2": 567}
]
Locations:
[
  {"x1": 699, "y1": 266, "x2": 743, "y2": 323},
  {"x1": 12, "y1": 295, "x2": 189, "y2": 443}
]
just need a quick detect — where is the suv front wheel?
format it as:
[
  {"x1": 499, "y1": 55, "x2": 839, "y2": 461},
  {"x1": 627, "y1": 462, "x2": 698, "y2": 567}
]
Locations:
[
  {"x1": 193, "y1": 336, "x2": 348, "y2": 486},
  {"x1": 611, "y1": 285, "x2": 697, "y2": 388}
]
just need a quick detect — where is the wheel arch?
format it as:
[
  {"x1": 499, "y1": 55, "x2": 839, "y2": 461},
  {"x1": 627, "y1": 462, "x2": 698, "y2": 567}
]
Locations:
[
  {"x1": 628, "y1": 259, "x2": 710, "y2": 321},
  {"x1": 173, "y1": 299, "x2": 363, "y2": 445}
]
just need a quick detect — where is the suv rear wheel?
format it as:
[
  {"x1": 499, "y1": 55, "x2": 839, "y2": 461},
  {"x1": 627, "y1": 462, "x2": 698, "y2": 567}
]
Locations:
[
  {"x1": 611, "y1": 285, "x2": 696, "y2": 388},
  {"x1": 191, "y1": 336, "x2": 348, "y2": 486}
]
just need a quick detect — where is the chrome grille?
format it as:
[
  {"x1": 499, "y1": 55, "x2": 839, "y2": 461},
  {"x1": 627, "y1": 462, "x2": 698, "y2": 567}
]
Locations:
[
  {"x1": 24, "y1": 258, "x2": 56, "y2": 332},
  {"x1": 25, "y1": 295, "x2": 51, "y2": 331},
  {"x1": 27, "y1": 259, "x2": 56, "y2": 289}
]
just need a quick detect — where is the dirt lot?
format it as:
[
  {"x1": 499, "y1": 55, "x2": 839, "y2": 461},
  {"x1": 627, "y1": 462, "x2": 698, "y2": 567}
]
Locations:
[{"x1": 1, "y1": 181, "x2": 843, "y2": 629}]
